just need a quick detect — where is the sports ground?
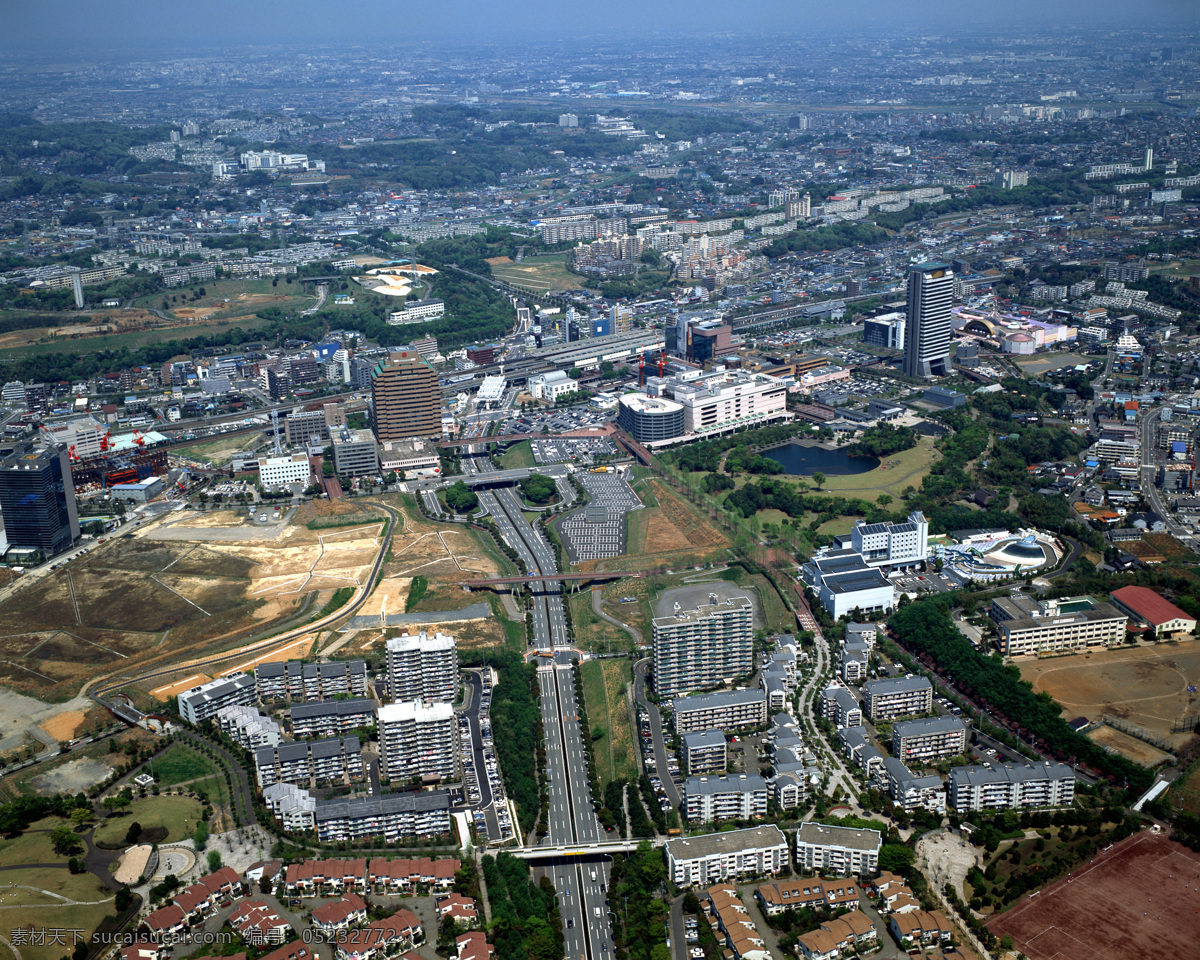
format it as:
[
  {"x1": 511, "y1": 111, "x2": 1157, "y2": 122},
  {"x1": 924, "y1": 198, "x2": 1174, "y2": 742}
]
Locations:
[{"x1": 988, "y1": 830, "x2": 1200, "y2": 960}]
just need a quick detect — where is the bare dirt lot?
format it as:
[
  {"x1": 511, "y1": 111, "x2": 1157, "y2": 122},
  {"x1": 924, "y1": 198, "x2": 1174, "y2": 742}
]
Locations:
[
  {"x1": 1020, "y1": 641, "x2": 1200, "y2": 752},
  {"x1": 0, "y1": 504, "x2": 383, "y2": 703},
  {"x1": 988, "y1": 830, "x2": 1200, "y2": 960},
  {"x1": 917, "y1": 829, "x2": 982, "y2": 900},
  {"x1": 1087, "y1": 724, "x2": 1173, "y2": 767},
  {"x1": 26, "y1": 757, "x2": 115, "y2": 795}
]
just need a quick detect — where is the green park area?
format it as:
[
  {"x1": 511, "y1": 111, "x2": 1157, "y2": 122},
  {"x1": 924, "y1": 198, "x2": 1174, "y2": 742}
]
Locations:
[
  {"x1": 92, "y1": 795, "x2": 204, "y2": 847},
  {"x1": 0, "y1": 868, "x2": 116, "y2": 960},
  {"x1": 131, "y1": 276, "x2": 317, "y2": 320},
  {"x1": 142, "y1": 744, "x2": 221, "y2": 788},
  {"x1": 488, "y1": 254, "x2": 587, "y2": 293},
  {"x1": 569, "y1": 589, "x2": 633, "y2": 652},
  {"x1": 580, "y1": 658, "x2": 638, "y2": 789}
]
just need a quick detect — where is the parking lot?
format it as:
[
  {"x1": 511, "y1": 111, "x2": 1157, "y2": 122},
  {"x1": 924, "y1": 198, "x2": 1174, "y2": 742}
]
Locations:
[
  {"x1": 559, "y1": 471, "x2": 643, "y2": 562},
  {"x1": 531, "y1": 437, "x2": 617, "y2": 465},
  {"x1": 890, "y1": 569, "x2": 958, "y2": 597},
  {"x1": 502, "y1": 403, "x2": 615, "y2": 437}
]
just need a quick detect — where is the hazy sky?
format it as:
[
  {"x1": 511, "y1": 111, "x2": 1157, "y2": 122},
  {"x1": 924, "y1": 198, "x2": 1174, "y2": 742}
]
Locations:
[{"x1": 0, "y1": 0, "x2": 1195, "y2": 52}]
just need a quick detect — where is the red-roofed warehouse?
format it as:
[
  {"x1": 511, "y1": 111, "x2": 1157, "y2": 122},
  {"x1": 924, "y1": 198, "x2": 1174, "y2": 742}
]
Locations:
[{"x1": 1109, "y1": 586, "x2": 1197, "y2": 639}]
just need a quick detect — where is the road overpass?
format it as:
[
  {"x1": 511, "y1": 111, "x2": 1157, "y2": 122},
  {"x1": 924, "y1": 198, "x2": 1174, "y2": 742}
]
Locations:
[
  {"x1": 507, "y1": 838, "x2": 663, "y2": 861},
  {"x1": 461, "y1": 571, "x2": 646, "y2": 586}
]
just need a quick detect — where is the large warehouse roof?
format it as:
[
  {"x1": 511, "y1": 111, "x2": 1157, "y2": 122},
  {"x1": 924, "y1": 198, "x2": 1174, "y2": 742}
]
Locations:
[{"x1": 1110, "y1": 585, "x2": 1195, "y2": 626}]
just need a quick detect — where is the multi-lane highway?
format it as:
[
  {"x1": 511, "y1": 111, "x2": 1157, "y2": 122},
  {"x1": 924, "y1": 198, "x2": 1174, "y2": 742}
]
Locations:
[{"x1": 480, "y1": 471, "x2": 613, "y2": 958}]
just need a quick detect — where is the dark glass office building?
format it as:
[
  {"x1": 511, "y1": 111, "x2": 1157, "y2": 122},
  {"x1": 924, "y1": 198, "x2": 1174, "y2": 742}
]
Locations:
[{"x1": 0, "y1": 442, "x2": 80, "y2": 557}]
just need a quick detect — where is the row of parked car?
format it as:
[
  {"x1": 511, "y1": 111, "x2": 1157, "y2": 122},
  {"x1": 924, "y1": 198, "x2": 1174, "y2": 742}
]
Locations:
[{"x1": 638, "y1": 708, "x2": 679, "y2": 812}]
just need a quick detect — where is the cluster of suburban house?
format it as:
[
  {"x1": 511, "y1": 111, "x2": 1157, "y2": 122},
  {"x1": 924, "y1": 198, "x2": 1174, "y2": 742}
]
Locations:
[{"x1": 134, "y1": 858, "x2": 492, "y2": 960}]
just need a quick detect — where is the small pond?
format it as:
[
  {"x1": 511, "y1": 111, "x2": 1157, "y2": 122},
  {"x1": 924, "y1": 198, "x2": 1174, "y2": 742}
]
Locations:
[{"x1": 762, "y1": 442, "x2": 881, "y2": 477}]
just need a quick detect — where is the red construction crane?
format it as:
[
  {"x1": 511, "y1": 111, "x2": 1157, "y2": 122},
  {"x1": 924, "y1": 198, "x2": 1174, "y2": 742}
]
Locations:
[
  {"x1": 638, "y1": 356, "x2": 645, "y2": 386},
  {"x1": 657, "y1": 350, "x2": 665, "y2": 378},
  {"x1": 132, "y1": 430, "x2": 146, "y2": 448}
]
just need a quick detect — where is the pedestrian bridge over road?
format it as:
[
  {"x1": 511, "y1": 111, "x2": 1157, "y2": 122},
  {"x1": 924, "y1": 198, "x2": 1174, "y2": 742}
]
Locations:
[
  {"x1": 461, "y1": 572, "x2": 646, "y2": 587},
  {"x1": 506, "y1": 839, "x2": 665, "y2": 861}
]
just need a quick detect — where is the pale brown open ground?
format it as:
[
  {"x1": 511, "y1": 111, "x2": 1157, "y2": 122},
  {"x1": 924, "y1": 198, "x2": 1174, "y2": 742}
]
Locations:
[
  {"x1": 1020, "y1": 640, "x2": 1200, "y2": 751},
  {"x1": 1087, "y1": 724, "x2": 1173, "y2": 767}
]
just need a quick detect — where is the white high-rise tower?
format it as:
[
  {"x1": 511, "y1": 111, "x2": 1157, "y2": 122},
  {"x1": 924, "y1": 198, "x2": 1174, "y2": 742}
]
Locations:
[{"x1": 903, "y1": 263, "x2": 954, "y2": 379}]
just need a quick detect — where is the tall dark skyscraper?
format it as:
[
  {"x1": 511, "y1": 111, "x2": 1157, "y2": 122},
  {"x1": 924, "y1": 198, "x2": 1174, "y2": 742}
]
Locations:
[
  {"x1": 0, "y1": 441, "x2": 80, "y2": 556},
  {"x1": 903, "y1": 263, "x2": 954, "y2": 379},
  {"x1": 371, "y1": 350, "x2": 441, "y2": 443}
]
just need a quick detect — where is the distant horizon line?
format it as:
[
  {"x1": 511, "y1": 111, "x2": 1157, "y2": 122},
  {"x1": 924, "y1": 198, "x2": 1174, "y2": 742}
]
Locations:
[{"x1": 1, "y1": 22, "x2": 1196, "y2": 57}]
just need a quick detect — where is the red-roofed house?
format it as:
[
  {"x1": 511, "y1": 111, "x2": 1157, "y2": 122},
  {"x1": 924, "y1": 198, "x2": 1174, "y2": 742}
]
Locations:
[
  {"x1": 1110, "y1": 586, "x2": 1197, "y2": 639},
  {"x1": 119, "y1": 942, "x2": 162, "y2": 960},
  {"x1": 455, "y1": 932, "x2": 494, "y2": 960},
  {"x1": 198, "y1": 866, "x2": 244, "y2": 901},
  {"x1": 334, "y1": 909, "x2": 422, "y2": 960},
  {"x1": 143, "y1": 904, "x2": 188, "y2": 943},
  {"x1": 260, "y1": 945, "x2": 315, "y2": 960},
  {"x1": 173, "y1": 885, "x2": 212, "y2": 923},
  {"x1": 436, "y1": 894, "x2": 479, "y2": 929},
  {"x1": 312, "y1": 893, "x2": 368, "y2": 933},
  {"x1": 228, "y1": 900, "x2": 290, "y2": 945}
]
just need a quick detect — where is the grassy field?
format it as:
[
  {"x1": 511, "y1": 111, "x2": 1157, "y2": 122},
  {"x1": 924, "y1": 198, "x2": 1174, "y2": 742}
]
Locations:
[
  {"x1": 145, "y1": 744, "x2": 220, "y2": 788},
  {"x1": 626, "y1": 508, "x2": 651, "y2": 555},
  {"x1": 181, "y1": 432, "x2": 264, "y2": 467},
  {"x1": 132, "y1": 277, "x2": 316, "y2": 320},
  {"x1": 0, "y1": 314, "x2": 273, "y2": 359},
  {"x1": 817, "y1": 516, "x2": 857, "y2": 536},
  {"x1": 580, "y1": 658, "x2": 637, "y2": 789},
  {"x1": 494, "y1": 440, "x2": 535, "y2": 470},
  {"x1": 0, "y1": 866, "x2": 115, "y2": 960},
  {"x1": 0, "y1": 821, "x2": 64, "y2": 863},
  {"x1": 569, "y1": 589, "x2": 632, "y2": 652},
  {"x1": 1170, "y1": 759, "x2": 1200, "y2": 815},
  {"x1": 488, "y1": 254, "x2": 589, "y2": 293},
  {"x1": 92, "y1": 796, "x2": 203, "y2": 847}
]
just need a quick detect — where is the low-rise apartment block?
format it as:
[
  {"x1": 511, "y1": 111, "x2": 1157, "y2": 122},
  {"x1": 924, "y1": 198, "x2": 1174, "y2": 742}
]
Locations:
[
  {"x1": 314, "y1": 790, "x2": 452, "y2": 844},
  {"x1": 820, "y1": 685, "x2": 864, "y2": 727},
  {"x1": 290, "y1": 698, "x2": 376, "y2": 739},
  {"x1": 682, "y1": 730, "x2": 727, "y2": 775},
  {"x1": 684, "y1": 774, "x2": 768, "y2": 822},
  {"x1": 255, "y1": 660, "x2": 369, "y2": 702},
  {"x1": 179, "y1": 672, "x2": 256, "y2": 725},
  {"x1": 216, "y1": 704, "x2": 282, "y2": 749},
  {"x1": 948, "y1": 761, "x2": 1075, "y2": 811},
  {"x1": 861, "y1": 676, "x2": 932, "y2": 722},
  {"x1": 755, "y1": 878, "x2": 859, "y2": 916},
  {"x1": 254, "y1": 736, "x2": 363, "y2": 788},
  {"x1": 881, "y1": 757, "x2": 946, "y2": 814},
  {"x1": 672, "y1": 688, "x2": 767, "y2": 734},
  {"x1": 794, "y1": 822, "x2": 882, "y2": 876},
  {"x1": 665, "y1": 825, "x2": 790, "y2": 887},
  {"x1": 891, "y1": 716, "x2": 968, "y2": 763}
]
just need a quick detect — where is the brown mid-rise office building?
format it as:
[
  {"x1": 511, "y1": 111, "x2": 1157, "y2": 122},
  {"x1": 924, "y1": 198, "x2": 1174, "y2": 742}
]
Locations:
[{"x1": 371, "y1": 350, "x2": 441, "y2": 442}]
